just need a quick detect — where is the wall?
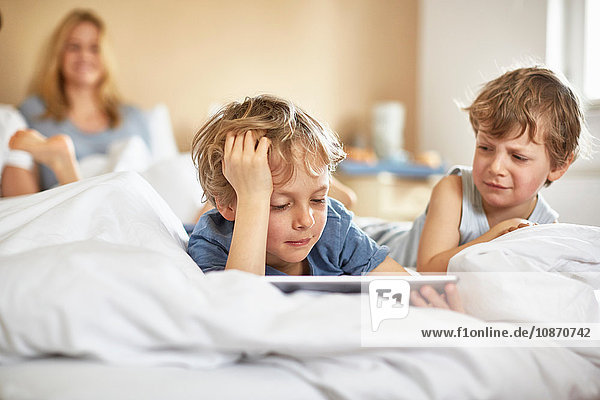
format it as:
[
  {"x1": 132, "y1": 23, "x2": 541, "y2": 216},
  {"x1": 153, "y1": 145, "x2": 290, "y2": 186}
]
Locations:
[
  {"x1": 0, "y1": 0, "x2": 418, "y2": 152},
  {"x1": 417, "y1": 0, "x2": 548, "y2": 166}
]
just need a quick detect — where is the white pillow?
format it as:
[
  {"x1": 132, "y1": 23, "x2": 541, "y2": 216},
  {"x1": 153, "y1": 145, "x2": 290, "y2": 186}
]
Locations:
[
  {"x1": 141, "y1": 153, "x2": 206, "y2": 224},
  {"x1": 0, "y1": 104, "x2": 28, "y2": 196},
  {"x1": 448, "y1": 223, "x2": 600, "y2": 324},
  {"x1": 0, "y1": 172, "x2": 217, "y2": 366},
  {"x1": 144, "y1": 103, "x2": 179, "y2": 162}
]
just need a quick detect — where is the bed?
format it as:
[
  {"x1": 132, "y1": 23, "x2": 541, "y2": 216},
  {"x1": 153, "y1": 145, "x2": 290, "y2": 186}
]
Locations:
[{"x1": 0, "y1": 171, "x2": 599, "y2": 399}]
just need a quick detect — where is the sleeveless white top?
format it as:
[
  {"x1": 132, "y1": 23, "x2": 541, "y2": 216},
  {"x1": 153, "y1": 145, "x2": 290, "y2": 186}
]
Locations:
[{"x1": 365, "y1": 165, "x2": 559, "y2": 268}]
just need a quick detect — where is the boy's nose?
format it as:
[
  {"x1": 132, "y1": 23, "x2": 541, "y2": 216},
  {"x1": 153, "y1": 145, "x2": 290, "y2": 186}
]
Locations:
[
  {"x1": 489, "y1": 154, "x2": 508, "y2": 175},
  {"x1": 293, "y1": 206, "x2": 315, "y2": 230}
]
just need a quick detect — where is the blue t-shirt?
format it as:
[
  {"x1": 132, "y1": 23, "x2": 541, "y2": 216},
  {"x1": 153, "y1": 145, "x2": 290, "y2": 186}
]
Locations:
[
  {"x1": 19, "y1": 95, "x2": 152, "y2": 190},
  {"x1": 187, "y1": 198, "x2": 389, "y2": 275}
]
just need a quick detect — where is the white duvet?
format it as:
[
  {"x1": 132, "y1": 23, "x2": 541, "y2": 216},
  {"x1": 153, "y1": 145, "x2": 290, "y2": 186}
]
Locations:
[
  {"x1": 77, "y1": 135, "x2": 205, "y2": 223},
  {"x1": 1, "y1": 172, "x2": 599, "y2": 399}
]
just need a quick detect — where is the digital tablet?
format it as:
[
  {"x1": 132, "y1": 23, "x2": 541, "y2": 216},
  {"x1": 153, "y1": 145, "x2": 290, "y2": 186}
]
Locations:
[{"x1": 265, "y1": 275, "x2": 458, "y2": 294}]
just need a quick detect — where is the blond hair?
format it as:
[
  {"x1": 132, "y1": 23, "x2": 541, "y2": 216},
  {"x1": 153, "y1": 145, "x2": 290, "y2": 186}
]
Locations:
[
  {"x1": 31, "y1": 9, "x2": 122, "y2": 127},
  {"x1": 465, "y1": 67, "x2": 587, "y2": 185},
  {"x1": 192, "y1": 95, "x2": 346, "y2": 207}
]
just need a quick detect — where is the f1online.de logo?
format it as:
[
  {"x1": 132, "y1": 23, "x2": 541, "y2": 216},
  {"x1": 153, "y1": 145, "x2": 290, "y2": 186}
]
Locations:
[{"x1": 368, "y1": 279, "x2": 410, "y2": 331}]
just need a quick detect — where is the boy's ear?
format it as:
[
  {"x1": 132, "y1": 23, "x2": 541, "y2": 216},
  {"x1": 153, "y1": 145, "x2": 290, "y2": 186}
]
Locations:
[
  {"x1": 215, "y1": 198, "x2": 236, "y2": 221},
  {"x1": 548, "y1": 152, "x2": 575, "y2": 182}
]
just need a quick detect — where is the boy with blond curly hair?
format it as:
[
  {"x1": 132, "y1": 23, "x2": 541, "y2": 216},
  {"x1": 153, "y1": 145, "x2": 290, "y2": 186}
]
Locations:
[{"x1": 187, "y1": 95, "x2": 407, "y2": 276}]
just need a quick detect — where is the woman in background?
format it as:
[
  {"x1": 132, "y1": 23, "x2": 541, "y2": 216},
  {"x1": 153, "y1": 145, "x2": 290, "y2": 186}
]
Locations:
[{"x1": 2, "y1": 9, "x2": 151, "y2": 196}]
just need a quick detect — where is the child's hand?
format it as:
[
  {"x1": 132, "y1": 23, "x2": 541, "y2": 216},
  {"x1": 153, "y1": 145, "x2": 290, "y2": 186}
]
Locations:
[
  {"x1": 410, "y1": 283, "x2": 465, "y2": 313},
  {"x1": 487, "y1": 218, "x2": 536, "y2": 240},
  {"x1": 222, "y1": 131, "x2": 272, "y2": 202}
]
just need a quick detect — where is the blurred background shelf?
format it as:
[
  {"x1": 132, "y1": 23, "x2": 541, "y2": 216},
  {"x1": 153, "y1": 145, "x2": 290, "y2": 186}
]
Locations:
[
  {"x1": 337, "y1": 159, "x2": 445, "y2": 178},
  {"x1": 336, "y1": 171, "x2": 440, "y2": 222}
]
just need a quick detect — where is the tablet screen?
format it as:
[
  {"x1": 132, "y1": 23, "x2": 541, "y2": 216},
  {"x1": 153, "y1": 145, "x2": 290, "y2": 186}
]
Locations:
[{"x1": 265, "y1": 275, "x2": 458, "y2": 294}]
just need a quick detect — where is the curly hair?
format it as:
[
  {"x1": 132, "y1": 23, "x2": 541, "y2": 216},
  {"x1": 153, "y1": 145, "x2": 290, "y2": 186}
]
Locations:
[
  {"x1": 465, "y1": 66, "x2": 587, "y2": 184},
  {"x1": 191, "y1": 95, "x2": 346, "y2": 207}
]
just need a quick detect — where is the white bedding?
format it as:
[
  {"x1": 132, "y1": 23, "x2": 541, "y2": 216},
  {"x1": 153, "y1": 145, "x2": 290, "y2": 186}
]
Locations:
[
  {"x1": 1, "y1": 172, "x2": 599, "y2": 399},
  {"x1": 1, "y1": 358, "x2": 325, "y2": 400},
  {"x1": 76, "y1": 135, "x2": 205, "y2": 224}
]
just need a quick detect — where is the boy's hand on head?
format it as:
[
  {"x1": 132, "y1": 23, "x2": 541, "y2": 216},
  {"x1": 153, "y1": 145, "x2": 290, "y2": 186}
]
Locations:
[{"x1": 222, "y1": 131, "x2": 273, "y2": 202}]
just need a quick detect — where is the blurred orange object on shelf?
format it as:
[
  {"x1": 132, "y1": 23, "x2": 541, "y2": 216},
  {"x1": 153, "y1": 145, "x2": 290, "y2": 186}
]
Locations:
[
  {"x1": 344, "y1": 146, "x2": 377, "y2": 163},
  {"x1": 413, "y1": 150, "x2": 442, "y2": 168}
]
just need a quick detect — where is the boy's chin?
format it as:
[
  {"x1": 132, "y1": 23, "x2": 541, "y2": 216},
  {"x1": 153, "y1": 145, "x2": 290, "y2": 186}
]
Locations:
[
  {"x1": 281, "y1": 252, "x2": 311, "y2": 264},
  {"x1": 271, "y1": 248, "x2": 312, "y2": 265},
  {"x1": 479, "y1": 190, "x2": 513, "y2": 206}
]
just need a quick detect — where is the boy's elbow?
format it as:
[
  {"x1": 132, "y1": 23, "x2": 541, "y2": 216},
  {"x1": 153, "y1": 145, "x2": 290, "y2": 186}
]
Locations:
[
  {"x1": 416, "y1": 257, "x2": 448, "y2": 274},
  {"x1": 199, "y1": 265, "x2": 226, "y2": 274}
]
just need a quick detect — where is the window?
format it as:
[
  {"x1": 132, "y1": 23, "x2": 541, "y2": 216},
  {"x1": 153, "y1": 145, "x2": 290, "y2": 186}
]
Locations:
[
  {"x1": 547, "y1": 0, "x2": 600, "y2": 105},
  {"x1": 583, "y1": 0, "x2": 599, "y2": 100}
]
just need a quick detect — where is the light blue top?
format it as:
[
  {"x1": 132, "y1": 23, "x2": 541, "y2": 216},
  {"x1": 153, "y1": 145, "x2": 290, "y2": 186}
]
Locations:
[
  {"x1": 187, "y1": 198, "x2": 390, "y2": 276},
  {"x1": 364, "y1": 165, "x2": 559, "y2": 268},
  {"x1": 19, "y1": 95, "x2": 151, "y2": 190}
]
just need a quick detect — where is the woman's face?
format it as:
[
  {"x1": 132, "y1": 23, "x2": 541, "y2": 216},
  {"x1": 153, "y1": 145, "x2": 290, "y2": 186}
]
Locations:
[{"x1": 61, "y1": 21, "x2": 104, "y2": 89}]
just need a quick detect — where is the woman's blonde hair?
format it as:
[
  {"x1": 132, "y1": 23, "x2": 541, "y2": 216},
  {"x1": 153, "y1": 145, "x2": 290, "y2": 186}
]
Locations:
[
  {"x1": 192, "y1": 95, "x2": 346, "y2": 207},
  {"x1": 31, "y1": 9, "x2": 122, "y2": 126}
]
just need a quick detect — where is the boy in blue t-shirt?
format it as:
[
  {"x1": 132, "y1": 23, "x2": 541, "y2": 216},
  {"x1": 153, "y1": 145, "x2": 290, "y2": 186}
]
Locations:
[{"x1": 187, "y1": 95, "x2": 407, "y2": 276}]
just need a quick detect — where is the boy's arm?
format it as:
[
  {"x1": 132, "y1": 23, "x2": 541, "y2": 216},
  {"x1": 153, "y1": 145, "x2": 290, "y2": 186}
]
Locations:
[
  {"x1": 416, "y1": 175, "x2": 464, "y2": 274},
  {"x1": 221, "y1": 131, "x2": 272, "y2": 275},
  {"x1": 419, "y1": 217, "x2": 532, "y2": 273},
  {"x1": 417, "y1": 176, "x2": 533, "y2": 274},
  {"x1": 368, "y1": 256, "x2": 409, "y2": 275}
]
